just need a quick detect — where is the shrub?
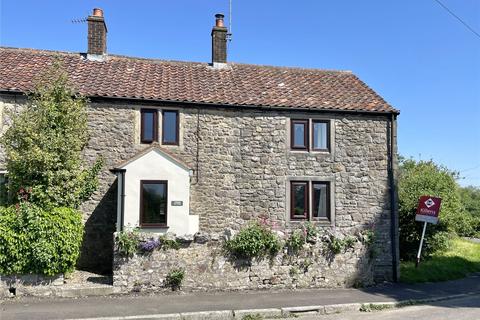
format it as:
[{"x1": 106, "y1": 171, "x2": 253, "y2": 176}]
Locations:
[
  {"x1": 225, "y1": 222, "x2": 281, "y2": 259},
  {"x1": 303, "y1": 222, "x2": 318, "y2": 243},
  {"x1": 0, "y1": 203, "x2": 83, "y2": 276},
  {"x1": 360, "y1": 229, "x2": 376, "y2": 246},
  {"x1": 286, "y1": 229, "x2": 306, "y2": 254},
  {"x1": 398, "y1": 159, "x2": 467, "y2": 260},
  {"x1": 158, "y1": 236, "x2": 180, "y2": 250},
  {"x1": 328, "y1": 235, "x2": 356, "y2": 254},
  {"x1": 116, "y1": 229, "x2": 140, "y2": 257},
  {"x1": 165, "y1": 268, "x2": 185, "y2": 290}
]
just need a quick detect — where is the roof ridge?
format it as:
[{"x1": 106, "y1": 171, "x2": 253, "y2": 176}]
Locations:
[{"x1": 0, "y1": 46, "x2": 352, "y2": 74}]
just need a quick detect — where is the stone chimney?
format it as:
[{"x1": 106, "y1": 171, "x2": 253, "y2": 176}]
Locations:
[
  {"x1": 87, "y1": 8, "x2": 107, "y2": 57},
  {"x1": 211, "y1": 13, "x2": 228, "y2": 65}
]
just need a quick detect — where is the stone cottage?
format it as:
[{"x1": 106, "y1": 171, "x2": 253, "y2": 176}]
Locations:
[{"x1": 0, "y1": 9, "x2": 400, "y2": 289}]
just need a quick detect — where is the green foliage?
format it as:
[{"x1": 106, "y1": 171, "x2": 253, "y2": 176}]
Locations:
[
  {"x1": 158, "y1": 236, "x2": 181, "y2": 250},
  {"x1": 400, "y1": 238, "x2": 480, "y2": 283},
  {"x1": 289, "y1": 266, "x2": 299, "y2": 277},
  {"x1": 0, "y1": 203, "x2": 83, "y2": 276},
  {"x1": 360, "y1": 229, "x2": 376, "y2": 246},
  {"x1": 458, "y1": 186, "x2": 480, "y2": 237},
  {"x1": 165, "y1": 268, "x2": 185, "y2": 290},
  {"x1": 328, "y1": 235, "x2": 356, "y2": 254},
  {"x1": 285, "y1": 230, "x2": 306, "y2": 254},
  {"x1": 302, "y1": 222, "x2": 318, "y2": 243},
  {"x1": 459, "y1": 186, "x2": 480, "y2": 218},
  {"x1": 225, "y1": 222, "x2": 281, "y2": 260},
  {"x1": 116, "y1": 229, "x2": 140, "y2": 257},
  {"x1": 0, "y1": 66, "x2": 103, "y2": 209},
  {"x1": 398, "y1": 159, "x2": 471, "y2": 260}
]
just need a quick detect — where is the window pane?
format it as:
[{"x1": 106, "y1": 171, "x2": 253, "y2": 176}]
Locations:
[
  {"x1": 313, "y1": 122, "x2": 328, "y2": 150},
  {"x1": 141, "y1": 110, "x2": 155, "y2": 142},
  {"x1": 142, "y1": 182, "x2": 167, "y2": 225},
  {"x1": 163, "y1": 111, "x2": 178, "y2": 144},
  {"x1": 292, "y1": 182, "x2": 308, "y2": 218},
  {"x1": 293, "y1": 123, "x2": 305, "y2": 147},
  {"x1": 313, "y1": 182, "x2": 328, "y2": 219}
]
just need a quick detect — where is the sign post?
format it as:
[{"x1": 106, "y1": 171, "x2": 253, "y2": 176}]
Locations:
[{"x1": 415, "y1": 196, "x2": 442, "y2": 268}]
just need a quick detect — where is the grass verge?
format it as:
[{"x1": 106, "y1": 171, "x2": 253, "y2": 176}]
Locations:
[{"x1": 400, "y1": 238, "x2": 480, "y2": 283}]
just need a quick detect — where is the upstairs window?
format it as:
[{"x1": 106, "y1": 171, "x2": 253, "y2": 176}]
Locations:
[
  {"x1": 291, "y1": 119, "x2": 330, "y2": 152},
  {"x1": 141, "y1": 109, "x2": 158, "y2": 143},
  {"x1": 312, "y1": 120, "x2": 329, "y2": 151},
  {"x1": 140, "y1": 180, "x2": 168, "y2": 227},
  {"x1": 291, "y1": 120, "x2": 309, "y2": 150},
  {"x1": 162, "y1": 110, "x2": 179, "y2": 145}
]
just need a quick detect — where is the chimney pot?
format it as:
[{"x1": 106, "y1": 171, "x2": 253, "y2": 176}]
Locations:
[
  {"x1": 92, "y1": 8, "x2": 104, "y2": 17},
  {"x1": 215, "y1": 13, "x2": 225, "y2": 27}
]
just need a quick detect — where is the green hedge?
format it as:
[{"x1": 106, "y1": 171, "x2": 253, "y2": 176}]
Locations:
[{"x1": 0, "y1": 203, "x2": 83, "y2": 276}]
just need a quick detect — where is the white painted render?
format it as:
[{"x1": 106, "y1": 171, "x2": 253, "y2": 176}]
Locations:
[{"x1": 118, "y1": 148, "x2": 198, "y2": 235}]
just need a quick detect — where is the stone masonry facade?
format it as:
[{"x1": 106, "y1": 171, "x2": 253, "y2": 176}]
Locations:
[{"x1": 0, "y1": 94, "x2": 395, "y2": 283}]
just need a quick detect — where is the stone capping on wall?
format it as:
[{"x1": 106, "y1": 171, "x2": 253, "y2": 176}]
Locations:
[{"x1": 113, "y1": 228, "x2": 377, "y2": 294}]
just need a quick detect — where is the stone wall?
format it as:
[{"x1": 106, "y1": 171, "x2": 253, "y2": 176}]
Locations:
[
  {"x1": 113, "y1": 231, "x2": 375, "y2": 293},
  {"x1": 0, "y1": 94, "x2": 396, "y2": 281}
]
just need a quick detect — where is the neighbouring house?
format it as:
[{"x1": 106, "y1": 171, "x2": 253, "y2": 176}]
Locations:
[{"x1": 0, "y1": 9, "x2": 399, "y2": 291}]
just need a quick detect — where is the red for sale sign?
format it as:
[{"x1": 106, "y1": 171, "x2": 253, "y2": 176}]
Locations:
[{"x1": 415, "y1": 196, "x2": 442, "y2": 224}]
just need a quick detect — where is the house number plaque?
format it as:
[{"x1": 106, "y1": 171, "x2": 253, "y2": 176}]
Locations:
[{"x1": 171, "y1": 201, "x2": 183, "y2": 206}]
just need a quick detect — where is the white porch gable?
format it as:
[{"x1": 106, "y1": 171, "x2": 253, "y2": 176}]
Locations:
[{"x1": 111, "y1": 145, "x2": 198, "y2": 236}]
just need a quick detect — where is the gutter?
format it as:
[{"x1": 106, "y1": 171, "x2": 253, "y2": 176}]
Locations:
[
  {"x1": 388, "y1": 113, "x2": 399, "y2": 282},
  {"x1": 110, "y1": 168, "x2": 126, "y2": 232},
  {"x1": 0, "y1": 89, "x2": 400, "y2": 116}
]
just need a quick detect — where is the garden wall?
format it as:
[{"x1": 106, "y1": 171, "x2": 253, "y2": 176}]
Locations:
[{"x1": 113, "y1": 230, "x2": 376, "y2": 293}]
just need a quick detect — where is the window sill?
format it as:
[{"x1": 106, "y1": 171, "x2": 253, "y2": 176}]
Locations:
[
  {"x1": 139, "y1": 225, "x2": 169, "y2": 229},
  {"x1": 288, "y1": 220, "x2": 332, "y2": 227},
  {"x1": 289, "y1": 150, "x2": 331, "y2": 155}
]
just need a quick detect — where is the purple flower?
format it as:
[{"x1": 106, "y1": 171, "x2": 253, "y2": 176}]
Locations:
[{"x1": 139, "y1": 239, "x2": 160, "y2": 252}]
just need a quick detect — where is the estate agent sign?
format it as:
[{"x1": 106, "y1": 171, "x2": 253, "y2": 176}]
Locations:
[
  {"x1": 415, "y1": 196, "x2": 442, "y2": 267},
  {"x1": 415, "y1": 196, "x2": 441, "y2": 224}
]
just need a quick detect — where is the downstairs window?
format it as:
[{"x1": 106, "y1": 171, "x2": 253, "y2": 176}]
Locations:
[
  {"x1": 290, "y1": 180, "x2": 331, "y2": 221},
  {"x1": 140, "y1": 180, "x2": 168, "y2": 227}
]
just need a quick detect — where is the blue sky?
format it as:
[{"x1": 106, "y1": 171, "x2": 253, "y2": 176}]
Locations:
[{"x1": 1, "y1": 0, "x2": 479, "y2": 186}]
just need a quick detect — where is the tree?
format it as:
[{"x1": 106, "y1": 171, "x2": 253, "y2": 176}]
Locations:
[
  {"x1": 458, "y1": 186, "x2": 480, "y2": 237},
  {"x1": 398, "y1": 159, "x2": 471, "y2": 260},
  {"x1": 459, "y1": 186, "x2": 480, "y2": 218},
  {"x1": 0, "y1": 65, "x2": 103, "y2": 209}
]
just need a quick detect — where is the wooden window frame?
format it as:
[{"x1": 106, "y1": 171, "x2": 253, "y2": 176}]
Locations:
[
  {"x1": 139, "y1": 180, "x2": 168, "y2": 228},
  {"x1": 290, "y1": 119, "x2": 309, "y2": 151},
  {"x1": 290, "y1": 181, "x2": 309, "y2": 220},
  {"x1": 162, "y1": 110, "x2": 180, "y2": 146},
  {"x1": 311, "y1": 181, "x2": 331, "y2": 221},
  {"x1": 311, "y1": 120, "x2": 330, "y2": 152},
  {"x1": 140, "y1": 109, "x2": 158, "y2": 143}
]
